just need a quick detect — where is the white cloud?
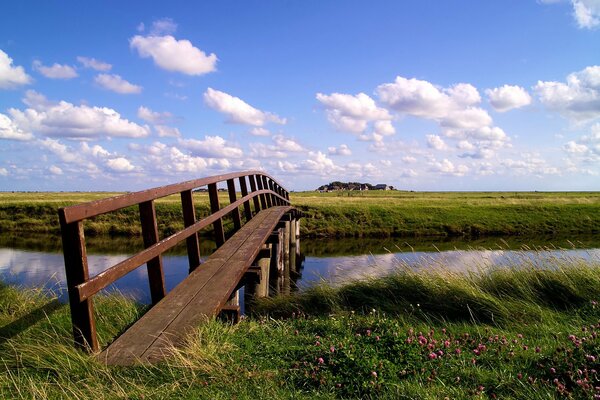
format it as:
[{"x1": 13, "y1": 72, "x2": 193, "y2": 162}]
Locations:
[
  {"x1": 0, "y1": 113, "x2": 34, "y2": 141},
  {"x1": 535, "y1": 65, "x2": 600, "y2": 122},
  {"x1": 0, "y1": 167, "x2": 8, "y2": 176},
  {"x1": 502, "y1": 155, "x2": 561, "y2": 176},
  {"x1": 32, "y1": 60, "x2": 78, "y2": 79},
  {"x1": 137, "y1": 106, "x2": 172, "y2": 124},
  {"x1": 426, "y1": 134, "x2": 448, "y2": 150},
  {"x1": 379, "y1": 159, "x2": 392, "y2": 167},
  {"x1": 249, "y1": 127, "x2": 271, "y2": 136},
  {"x1": 204, "y1": 88, "x2": 286, "y2": 126},
  {"x1": 77, "y1": 56, "x2": 112, "y2": 71},
  {"x1": 106, "y1": 157, "x2": 135, "y2": 172},
  {"x1": 564, "y1": 140, "x2": 589, "y2": 153},
  {"x1": 154, "y1": 125, "x2": 181, "y2": 138},
  {"x1": 572, "y1": 0, "x2": 600, "y2": 28},
  {"x1": 402, "y1": 155, "x2": 417, "y2": 163},
  {"x1": 249, "y1": 143, "x2": 287, "y2": 159},
  {"x1": 486, "y1": 85, "x2": 532, "y2": 112},
  {"x1": 429, "y1": 158, "x2": 469, "y2": 176},
  {"x1": 9, "y1": 90, "x2": 150, "y2": 139},
  {"x1": 302, "y1": 151, "x2": 343, "y2": 176},
  {"x1": 457, "y1": 140, "x2": 475, "y2": 151},
  {"x1": 328, "y1": 144, "x2": 352, "y2": 156},
  {"x1": 130, "y1": 35, "x2": 217, "y2": 75},
  {"x1": 316, "y1": 92, "x2": 392, "y2": 135},
  {"x1": 272, "y1": 134, "x2": 303, "y2": 152},
  {"x1": 179, "y1": 135, "x2": 243, "y2": 158},
  {"x1": 0, "y1": 49, "x2": 32, "y2": 89},
  {"x1": 95, "y1": 74, "x2": 142, "y2": 94},
  {"x1": 150, "y1": 18, "x2": 178, "y2": 35},
  {"x1": 376, "y1": 76, "x2": 507, "y2": 153},
  {"x1": 49, "y1": 165, "x2": 63, "y2": 175}
]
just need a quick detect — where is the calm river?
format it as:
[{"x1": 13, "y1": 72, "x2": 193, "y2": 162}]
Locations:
[{"x1": 1, "y1": 234, "x2": 598, "y2": 304}]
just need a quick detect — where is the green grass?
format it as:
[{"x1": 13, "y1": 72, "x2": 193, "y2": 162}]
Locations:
[
  {"x1": 1, "y1": 261, "x2": 599, "y2": 399},
  {"x1": 2, "y1": 191, "x2": 598, "y2": 239}
]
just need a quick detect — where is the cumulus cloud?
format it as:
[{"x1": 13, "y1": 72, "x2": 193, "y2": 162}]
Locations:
[
  {"x1": 302, "y1": 151, "x2": 343, "y2": 176},
  {"x1": 562, "y1": 122, "x2": 600, "y2": 161},
  {"x1": 429, "y1": 158, "x2": 469, "y2": 176},
  {"x1": 572, "y1": 0, "x2": 600, "y2": 28},
  {"x1": 486, "y1": 85, "x2": 532, "y2": 112},
  {"x1": 39, "y1": 139, "x2": 137, "y2": 174},
  {"x1": 8, "y1": 90, "x2": 150, "y2": 139},
  {"x1": 316, "y1": 92, "x2": 393, "y2": 135},
  {"x1": 32, "y1": 60, "x2": 78, "y2": 79},
  {"x1": 95, "y1": 74, "x2": 142, "y2": 94},
  {"x1": 77, "y1": 56, "x2": 112, "y2": 71},
  {"x1": 535, "y1": 65, "x2": 600, "y2": 122},
  {"x1": 178, "y1": 135, "x2": 243, "y2": 158},
  {"x1": 328, "y1": 144, "x2": 352, "y2": 156},
  {"x1": 0, "y1": 167, "x2": 8, "y2": 176},
  {"x1": 0, "y1": 113, "x2": 34, "y2": 141},
  {"x1": 154, "y1": 125, "x2": 181, "y2": 138},
  {"x1": 49, "y1": 165, "x2": 63, "y2": 175},
  {"x1": 130, "y1": 35, "x2": 217, "y2": 75},
  {"x1": 150, "y1": 18, "x2": 178, "y2": 35},
  {"x1": 0, "y1": 49, "x2": 32, "y2": 89},
  {"x1": 426, "y1": 134, "x2": 448, "y2": 150},
  {"x1": 249, "y1": 135, "x2": 303, "y2": 159},
  {"x1": 249, "y1": 127, "x2": 271, "y2": 136},
  {"x1": 502, "y1": 155, "x2": 560, "y2": 176},
  {"x1": 137, "y1": 106, "x2": 172, "y2": 124},
  {"x1": 204, "y1": 88, "x2": 286, "y2": 126}
]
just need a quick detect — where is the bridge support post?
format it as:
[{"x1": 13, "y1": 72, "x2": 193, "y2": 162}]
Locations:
[
  {"x1": 282, "y1": 220, "x2": 291, "y2": 295},
  {"x1": 59, "y1": 215, "x2": 99, "y2": 353}
]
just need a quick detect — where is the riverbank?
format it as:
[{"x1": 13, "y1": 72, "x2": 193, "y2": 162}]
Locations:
[
  {"x1": 1, "y1": 191, "x2": 599, "y2": 239},
  {"x1": 1, "y1": 263, "x2": 599, "y2": 398}
]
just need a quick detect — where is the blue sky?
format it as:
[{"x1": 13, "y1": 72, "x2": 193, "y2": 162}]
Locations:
[{"x1": 1, "y1": 1, "x2": 599, "y2": 191}]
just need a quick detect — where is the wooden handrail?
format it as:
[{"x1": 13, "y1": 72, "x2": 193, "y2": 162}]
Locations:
[
  {"x1": 59, "y1": 171, "x2": 291, "y2": 352},
  {"x1": 59, "y1": 170, "x2": 288, "y2": 224}
]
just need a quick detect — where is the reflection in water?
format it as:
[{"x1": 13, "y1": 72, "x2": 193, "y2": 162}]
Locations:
[
  {"x1": 301, "y1": 248, "x2": 600, "y2": 288},
  {"x1": 1, "y1": 235, "x2": 599, "y2": 304}
]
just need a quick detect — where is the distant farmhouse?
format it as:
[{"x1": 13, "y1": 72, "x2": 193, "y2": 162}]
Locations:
[{"x1": 316, "y1": 181, "x2": 394, "y2": 192}]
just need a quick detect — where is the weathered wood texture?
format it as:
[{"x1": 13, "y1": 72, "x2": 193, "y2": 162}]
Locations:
[
  {"x1": 58, "y1": 171, "x2": 292, "y2": 351},
  {"x1": 98, "y1": 206, "x2": 293, "y2": 365}
]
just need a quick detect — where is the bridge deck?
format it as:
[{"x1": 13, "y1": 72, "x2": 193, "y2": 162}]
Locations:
[{"x1": 98, "y1": 206, "x2": 293, "y2": 365}]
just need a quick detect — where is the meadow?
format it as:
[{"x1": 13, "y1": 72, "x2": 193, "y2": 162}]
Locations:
[
  {"x1": 1, "y1": 262, "x2": 599, "y2": 399},
  {"x1": 1, "y1": 191, "x2": 599, "y2": 239}
]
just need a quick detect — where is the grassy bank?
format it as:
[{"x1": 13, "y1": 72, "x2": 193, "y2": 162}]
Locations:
[
  {"x1": 1, "y1": 191, "x2": 600, "y2": 239},
  {"x1": 1, "y1": 263, "x2": 599, "y2": 399}
]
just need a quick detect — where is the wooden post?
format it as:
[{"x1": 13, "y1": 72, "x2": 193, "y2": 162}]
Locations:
[
  {"x1": 283, "y1": 219, "x2": 291, "y2": 295},
  {"x1": 227, "y1": 178, "x2": 242, "y2": 231},
  {"x1": 139, "y1": 200, "x2": 166, "y2": 305},
  {"x1": 208, "y1": 183, "x2": 225, "y2": 247},
  {"x1": 59, "y1": 212, "x2": 99, "y2": 352},
  {"x1": 263, "y1": 176, "x2": 273, "y2": 208},
  {"x1": 238, "y1": 176, "x2": 252, "y2": 222},
  {"x1": 248, "y1": 174, "x2": 261, "y2": 214},
  {"x1": 181, "y1": 190, "x2": 201, "y2": 273},
  {"x1": 256, "y1": 175, "x2": 268, "y2": 209}
]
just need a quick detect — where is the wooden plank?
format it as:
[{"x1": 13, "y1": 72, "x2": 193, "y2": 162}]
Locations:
[
  {"x1": 255, "y1": 174, "x2": 267, "y2": 210},
  {"x1": 59, "y1": 213, "x2": 99, "y2": 352},
  {"x1": 99, "y1": 209, "x2": 282, "y2": 365},
  {"x1": 139, "y1": 200, "x2": 166, "y2": 304},
  {"x1": 181, "y1": 190, "x2": 201, "y2": 273},
  {"x1": 262, "y1": 176, "x2": 273, "y2": 208},
  {"x1": 208, "y1": 183, "x2": 225, "y2": 247},
  {"x1": 227, "y1": 178, "x2": 242, "y2": 231},
  {"x1": 141, "y1": 207, "x2": 288, "y2": 362},
  {"x1": 100, "y1": 207, "x2": 291, "y2": 365}
]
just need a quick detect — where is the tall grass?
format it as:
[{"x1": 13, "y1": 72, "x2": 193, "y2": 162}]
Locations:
[{"x1": 1, "y1": 255, "x2": 599, "y2": 399}]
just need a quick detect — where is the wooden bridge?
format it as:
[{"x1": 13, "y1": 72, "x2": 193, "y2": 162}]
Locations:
[{"x1": 58, "y1": 171, "x2": 302, "y2": 365}]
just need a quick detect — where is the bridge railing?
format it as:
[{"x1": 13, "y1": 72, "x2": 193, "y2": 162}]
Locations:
[{"x1": 58, "y1": 170, "x2": 290, "y2": 352}]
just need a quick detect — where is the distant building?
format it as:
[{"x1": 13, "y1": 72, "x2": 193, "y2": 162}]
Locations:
[{"x1": 373, "y1": 184, "x2": 390, "y2": 190}]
